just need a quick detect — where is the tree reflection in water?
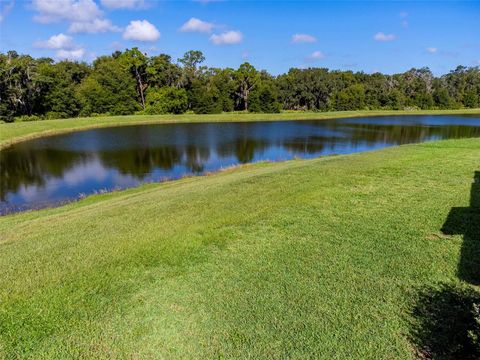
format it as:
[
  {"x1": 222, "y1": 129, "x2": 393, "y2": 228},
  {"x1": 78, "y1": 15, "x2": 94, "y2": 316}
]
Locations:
[{"x1": 1, "y1": 116, "x2": 479, "y2": 213}]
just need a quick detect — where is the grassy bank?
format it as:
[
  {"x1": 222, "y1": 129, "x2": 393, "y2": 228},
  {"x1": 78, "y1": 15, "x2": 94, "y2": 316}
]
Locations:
[
  {"x1": 1, "y1": 108, "x2": 480, "y2": 149},
  {"x1": 1, "y1": 137, "x2": 479, "y2": 358}
]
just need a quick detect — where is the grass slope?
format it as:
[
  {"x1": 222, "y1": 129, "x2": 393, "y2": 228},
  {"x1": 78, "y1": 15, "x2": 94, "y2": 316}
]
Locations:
[
  {"x1": 0, "y1": 138, "x2": 479, "y2": 358},
  {"x1": 2, "y1": 109, "x2": 480, "y2": 149}
]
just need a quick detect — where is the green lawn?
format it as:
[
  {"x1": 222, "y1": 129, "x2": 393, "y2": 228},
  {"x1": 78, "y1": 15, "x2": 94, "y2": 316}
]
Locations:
[
  {"x1": 2, "y1": 108, "x2": 480, "y2": 149},
  {"x1": 1, "y1": 135, "x2": 479, "y2": 358}
]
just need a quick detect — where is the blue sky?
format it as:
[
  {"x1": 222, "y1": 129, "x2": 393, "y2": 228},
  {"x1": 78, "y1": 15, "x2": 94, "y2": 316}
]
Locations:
[{"x1": 1, "y1": 0, "x2": 479, "y2": 75}]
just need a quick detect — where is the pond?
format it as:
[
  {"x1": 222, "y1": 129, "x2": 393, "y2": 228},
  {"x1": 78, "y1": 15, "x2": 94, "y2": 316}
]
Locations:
[{"x1": 1, "y1": 115, "x2": 480, "y2": 214}]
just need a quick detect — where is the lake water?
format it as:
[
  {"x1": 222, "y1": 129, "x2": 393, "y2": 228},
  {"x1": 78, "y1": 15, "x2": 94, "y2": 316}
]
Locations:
[{"x1": 1, "y1": 115, "x2": 480, "y2": 214}]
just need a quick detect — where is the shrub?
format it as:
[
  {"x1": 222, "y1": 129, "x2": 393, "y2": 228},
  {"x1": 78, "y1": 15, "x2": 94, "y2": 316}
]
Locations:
[
  {"x1": 190, "y1": 83, "x2": 223, "y2": 114},
  {"x1": 249, "y1": 84, "x2": 281, "y2": 113},
  {"x1": 144, "y1": 87, "x2": 188, "y2": 114},
  {"x1": 331, "y1": 84, "x2": 366, "y2": 111},
  {"x1": 45, "y1": 112, "x2": 68, "y2": 120},
  {"x1": 464, "y1": 90, "x2": 479, "y2": 109},
  {"x1": 14, "y1": 115, "x2": 43, "y2": 122}
]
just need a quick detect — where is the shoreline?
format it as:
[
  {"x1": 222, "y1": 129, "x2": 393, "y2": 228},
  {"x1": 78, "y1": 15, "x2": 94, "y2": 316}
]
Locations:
[
  {"x1": 2, "y1": 135, "x2": 480, "y2": 217},
  {"x1": 1, "y1": 109, "x2": 480, "y2": 149}
]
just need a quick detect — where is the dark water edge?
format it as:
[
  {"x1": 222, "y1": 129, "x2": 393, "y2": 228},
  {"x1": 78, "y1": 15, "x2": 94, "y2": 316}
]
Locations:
[{"x1": 1, "y1": 115, "x2": 480, "y2": 215}]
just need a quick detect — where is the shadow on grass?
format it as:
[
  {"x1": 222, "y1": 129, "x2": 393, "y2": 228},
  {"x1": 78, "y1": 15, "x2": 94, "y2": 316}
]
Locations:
[
  {"x1": 410, "y1": 284, "x2": 480, "y2": 359},
  {"x1": 442, "y1": 171, "x2": 480, "y2": 285},
  {"x1": 410, "y1": 172, "x2": 480, "y2": 359}
]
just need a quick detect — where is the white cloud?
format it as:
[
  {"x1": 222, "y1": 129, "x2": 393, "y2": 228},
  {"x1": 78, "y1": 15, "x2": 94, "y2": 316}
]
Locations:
[
  {"x1": 31, "y1": 0, "x2": 120, "y2": 34},
  {"x1": 0, "y1": 0, "x2": 14, "y2": 23},
  {"x1": 56, "y1": 48, "x2": 86, "y2": 60},
  {"x1": 373, "y1": 32, "x2": 396, "y2": 42},
  {"x1": 123, "y1": 20, "x2": 160, "y2": 41},
  {"x1": 180, "y1": 17, "x2": 214, "y2": 33},
  {"x1": 210, "y1": 30, "x2": 243, "y2": 45},
  {"x1": 291, "y1": 33, "x2": 317, "y2": 43},
  {"x1": 101, "y1": 0, "x2": 144, "y2": 9},
  {"x1": 307, "y1": 50, "x2": 325, "y2": 60},
  {"x1": 35, "y1": 32, "x2": 86, "y2": 60},
  {"x1": 69, "y1": 18, "x2": 121, "y2": 33},
  {"x1": 426, "y1": 47, "x2": 438, "y2": 54},
  {"x1": 35, "y1": 33, "x2": 76, "y2": 49},
  {"x1": 31, "y1": 0, "x2": 102, "y2": 23}
]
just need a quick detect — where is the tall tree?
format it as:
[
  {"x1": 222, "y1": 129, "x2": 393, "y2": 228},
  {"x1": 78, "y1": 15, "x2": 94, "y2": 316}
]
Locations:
[
  {"x1": 178, "y1": 50, "x2": 205, "y2": 90},
  {"x1": 234, "y1": 62, "x2": 260, "y2": 111},
  {"x1": 121, "y1": 48, "x2": 149, "y2": 109},
  {"x1": 39, "y1": 60, "x2": 90, "y2": 118},
  {"x1": 76, "y1": 55, "x2": 139, "y2": 116},
  {"x1": 146, "y1": 54, "x2": 182, "y2": 88},
  {"x1": 0, "y1": 52, "x2": 45, "y2": 119}
]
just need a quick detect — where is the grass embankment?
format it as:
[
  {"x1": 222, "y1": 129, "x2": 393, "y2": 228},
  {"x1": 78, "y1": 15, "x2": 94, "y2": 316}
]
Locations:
[
  {"x1": 1, "y1": 137, "x2": 479, "y2": 358},
  {"x1": 1, "y1": 108, "x2": 480, "y2": 149}
]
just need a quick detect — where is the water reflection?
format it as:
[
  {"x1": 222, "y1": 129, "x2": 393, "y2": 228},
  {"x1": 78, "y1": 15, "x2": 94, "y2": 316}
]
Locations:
[{"x1": 1, "y1": 115, "x2": 480, "y2": 213}]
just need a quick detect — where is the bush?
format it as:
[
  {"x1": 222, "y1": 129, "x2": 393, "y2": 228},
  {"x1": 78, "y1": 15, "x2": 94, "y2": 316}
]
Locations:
[
  {"x1": 414, "y1": 93, "x2": 435, "y2": 109},
  {"x1": 192, "y1": 94, "x2": 222, "y2": 114},
  {"x1": 464, "y1": 90, "x2": 479, "y2": 109},
  {"x1": 433, "y1": 87, "x2": 454, "y2": 109},
  {"x1": 75, "y1": 61, "x2": 140, "y2": 116},
  {"x1": 14, "y1": 115, "x2": 43, "y2": 122},
  {"x1": 249, "y1": 84, "x2": 281, "y2": 113},
  {"x1": 144, "y1": 87, "x2": 188, "y2": 114},
  {"x1": 190, "y1": 83, "x2": 223, "y2": 114},
  {"x1": 45, "y1": 111, "x2": 68, "y2": 120},
  {"x1": 331, "y1": 84, "x2": 366, "y2": 111}
]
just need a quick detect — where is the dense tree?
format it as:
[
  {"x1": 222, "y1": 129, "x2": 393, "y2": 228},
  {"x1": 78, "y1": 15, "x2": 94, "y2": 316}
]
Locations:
[
  {"x1": 332, "y1": 84, "x2": 366, "y2": 111},
  {"x1": 39, "y1": 61, "x2": 90, "y2": 118},
  {"x1": 432, "y1": 81, "x2": 455, "y2": 109},
  {"x1": 362, "y1": 72, "x2": 390, "y2": 109},
  {"x1": 210, "y1": 68, "x2": 236, "y2": 112},
  {"x1": 443, "y1": 66, "x2": 480, "y2": 106},
  {"x1": 144, "y1": 87, "x2": 188, "y2": 114},
  {"x1": 178, "y1": 50, "x2": 205, "y2": 90},
  {"x1": 76, "y1": 56, "x2": 139, "y2": 116},
  {"x1": 147, "y1": 54, "x2": 181, "y2": 89},
  {"x1": 0, "y1": 49, "x2": 479, "y2": 122},
  {"x1": 249, "y1": 80, "x2": 281, "y2": 113},
  {"x1": 385, "y1": 88, "x2": 406, "y2": 110},
  {"x1": 464, "y1": 89, "x2": 479, "y2": 108},
  {"x1": 190, "y1": 80, "x2": 222, "y2": 114},
  {"x1": 0, "y1": 51, "x2": 46, "y2": 118},
  {"x1": 121, "y1": 48, "x2": 149, "y2": 110},
  {"x1": 234, "y1": 62, "x2": 260, "y2": 111},
  {"x1": 277, "y1": 68, "x2": 332, "y2": 110}
]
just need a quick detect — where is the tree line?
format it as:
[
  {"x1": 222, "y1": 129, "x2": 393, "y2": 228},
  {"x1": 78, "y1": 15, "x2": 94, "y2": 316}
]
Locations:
[{"x1": 1, "y1": 48, "x2": 479, "y2": 122}]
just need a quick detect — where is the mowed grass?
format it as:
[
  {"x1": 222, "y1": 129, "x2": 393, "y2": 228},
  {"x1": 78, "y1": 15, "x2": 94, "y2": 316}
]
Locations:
[
  {"x1": 2, "y1": 108, "x2": 480, "y2": 149},
  {"x1": 0, "y1": 138, "x2": 479, "y2": 358}
]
